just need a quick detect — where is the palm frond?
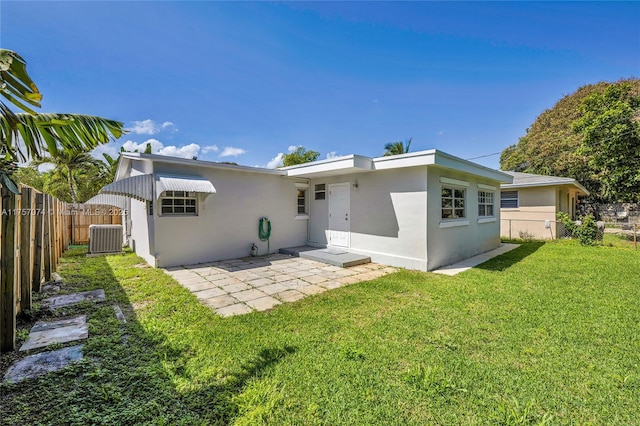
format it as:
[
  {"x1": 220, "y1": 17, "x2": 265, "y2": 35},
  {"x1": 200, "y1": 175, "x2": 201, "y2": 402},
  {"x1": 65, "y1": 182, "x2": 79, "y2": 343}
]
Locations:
[
  {"x1": 0, "y1": 49, "x2": 42, "y2": 114},
  {"x1": 1, "y1": 111, "x2": 124, "y2": 162}
]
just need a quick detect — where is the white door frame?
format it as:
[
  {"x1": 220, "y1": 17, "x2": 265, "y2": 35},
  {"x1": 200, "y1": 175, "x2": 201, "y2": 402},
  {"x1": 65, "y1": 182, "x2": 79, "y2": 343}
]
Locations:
[{"x1": 328, "y1": 182, "x2": 350, "y2": 248}]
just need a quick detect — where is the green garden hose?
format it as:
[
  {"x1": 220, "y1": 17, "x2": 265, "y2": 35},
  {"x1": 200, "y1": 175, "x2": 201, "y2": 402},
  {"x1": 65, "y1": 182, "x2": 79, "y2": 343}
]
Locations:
[{"x1": 259, "y1": 217, "x2": 271, "y2": 254}]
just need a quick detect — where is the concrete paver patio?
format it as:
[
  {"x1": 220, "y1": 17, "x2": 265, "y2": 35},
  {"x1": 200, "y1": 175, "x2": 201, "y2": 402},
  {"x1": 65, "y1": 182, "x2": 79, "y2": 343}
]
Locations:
[{"x1": 163, "y1": 253, "x2": 397, "y2": 317}]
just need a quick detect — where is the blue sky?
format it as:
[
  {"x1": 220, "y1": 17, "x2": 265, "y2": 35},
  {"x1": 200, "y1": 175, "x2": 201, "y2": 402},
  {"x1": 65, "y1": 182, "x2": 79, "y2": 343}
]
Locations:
[{"x1": 2, "y1": 1, "x2": 639, "y2": 169}]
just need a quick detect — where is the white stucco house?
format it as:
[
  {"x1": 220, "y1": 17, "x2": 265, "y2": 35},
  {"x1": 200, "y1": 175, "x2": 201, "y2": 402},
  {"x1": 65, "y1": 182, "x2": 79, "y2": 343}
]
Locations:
[{"x1": 94, "y1": 150, "x2": 512, "y2": 271}]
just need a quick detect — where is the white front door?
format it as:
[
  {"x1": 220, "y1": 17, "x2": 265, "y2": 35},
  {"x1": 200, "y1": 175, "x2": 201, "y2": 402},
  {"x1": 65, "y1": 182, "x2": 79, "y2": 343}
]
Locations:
[{"x1": 328, "y1": 183, "x2": 350, "y2": 247}]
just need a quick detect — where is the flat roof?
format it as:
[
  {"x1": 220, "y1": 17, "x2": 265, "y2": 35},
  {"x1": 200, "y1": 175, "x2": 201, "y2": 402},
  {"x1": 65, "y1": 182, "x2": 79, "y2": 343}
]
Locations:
[
  {"x1": 283, "y1": 149, "x2": 513, "y2": 183},
  {"x1": 116, "y1": 150, "x2": 513, "y2": 184},
  {"x1": 116, "y1": 152, "x2": 287, "y2": 181}
]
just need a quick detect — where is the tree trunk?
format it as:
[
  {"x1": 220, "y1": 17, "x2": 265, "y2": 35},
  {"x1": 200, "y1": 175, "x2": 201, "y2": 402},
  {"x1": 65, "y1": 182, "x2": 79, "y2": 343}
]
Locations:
[{"x1": 67, "y1": 168, "x2": 78, "y2": 204}]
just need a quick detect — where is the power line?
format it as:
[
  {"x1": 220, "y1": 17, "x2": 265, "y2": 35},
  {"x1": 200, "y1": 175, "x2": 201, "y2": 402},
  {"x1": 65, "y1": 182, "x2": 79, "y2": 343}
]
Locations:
[
  {"x1": 465, "y1": 129, "x2": 637, "y2": 166},
  {"x1": 466, "y1": 152, "x2": 501, "y2": 161}
]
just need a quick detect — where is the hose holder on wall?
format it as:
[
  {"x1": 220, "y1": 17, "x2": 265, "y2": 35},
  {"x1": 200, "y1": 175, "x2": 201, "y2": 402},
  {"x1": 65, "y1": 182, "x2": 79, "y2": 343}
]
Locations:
[{"x1": 258, "y1": 217, "x2": 272, "y2": 255}]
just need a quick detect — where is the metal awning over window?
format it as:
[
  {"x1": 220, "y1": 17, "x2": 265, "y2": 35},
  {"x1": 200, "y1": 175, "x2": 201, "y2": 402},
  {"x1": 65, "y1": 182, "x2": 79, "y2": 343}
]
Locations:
[
  {"x1": 99, "y1": 174, "x2": 154, "y2": 202},
  {"x1": 100, "y1": 174, "x2": 216, "y2": 202},
  {"x1": 155, "y1": 175, "x2": 216, "y2": 200}
]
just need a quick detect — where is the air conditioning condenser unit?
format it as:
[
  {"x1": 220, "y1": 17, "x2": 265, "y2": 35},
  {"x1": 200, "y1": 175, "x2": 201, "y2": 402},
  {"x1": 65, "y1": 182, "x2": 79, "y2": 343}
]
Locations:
[{"x1": 88, "y1": 224, "x2": 123, "y2": 255}]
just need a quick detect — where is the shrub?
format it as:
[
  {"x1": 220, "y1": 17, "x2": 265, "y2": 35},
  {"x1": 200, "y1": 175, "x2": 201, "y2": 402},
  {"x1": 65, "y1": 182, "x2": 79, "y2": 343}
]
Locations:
[
  {"x1": 556, "y1": 211, "x2": 577, "y2": 238},
  {"x1": 556, "y1": 212, "x2": 599, "y2": 245},
  {"x1": 574, "y1": 214, "x2": 598, "y2": 245}
]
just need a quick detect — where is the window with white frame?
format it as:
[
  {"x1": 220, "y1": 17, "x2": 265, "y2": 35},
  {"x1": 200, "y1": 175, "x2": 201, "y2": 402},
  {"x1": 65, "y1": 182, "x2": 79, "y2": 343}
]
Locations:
[
  {"x1": 297, "y1": 189, "x2": 307, "y2": 214},
  {"x1": 314, "y1": 183, "x2": 326, "y2": 200},
  {"x1": 160, "y1": 191, "x2": 197, "y2": 215},
  {"x1": 441, "y1": 186, "x2": 466, "y2": 219},
  {"x1": 478, "y1": 191, "x2": 495, "y2": 217},
  {"x1": 500, "y1": 190, "x2": 519, "y2": 208}
]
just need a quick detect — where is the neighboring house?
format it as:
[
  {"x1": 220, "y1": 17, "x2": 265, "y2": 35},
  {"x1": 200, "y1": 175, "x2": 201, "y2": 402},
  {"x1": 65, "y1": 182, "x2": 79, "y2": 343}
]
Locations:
[
  {"x1": 94, "y1": 150, "x2": 512, "y2": 271},
  {"x1": 499, "y1": 171, "x2": 589, "y2": 240}
]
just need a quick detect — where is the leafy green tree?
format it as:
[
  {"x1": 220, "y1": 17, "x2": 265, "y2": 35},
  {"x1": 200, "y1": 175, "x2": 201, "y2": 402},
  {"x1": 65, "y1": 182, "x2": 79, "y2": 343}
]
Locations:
[
  {"x1": 282, "y1": 146, "x2": 320, "y2": 166},
  {"x1": 500, "y1": 78, "x2": 640, "y2": 202},
  {"x1": 12, "y1": 165, "x2": 45, "y2": 190},
  {"x1": 0, "y1": 49, "x2": 124, "y2": 192},
  {"x1": 572, "y1": 83, "x2": 640, "y2": 202},
  {"x1": 103, "y1": 153, "x2": 119, "y2": 181},
  {"x1": 383, "y1": 138, "x2": 412, "y2": 156},
  {"x1": 31, "y1": 150, "x2": 106, "y2": 203}
]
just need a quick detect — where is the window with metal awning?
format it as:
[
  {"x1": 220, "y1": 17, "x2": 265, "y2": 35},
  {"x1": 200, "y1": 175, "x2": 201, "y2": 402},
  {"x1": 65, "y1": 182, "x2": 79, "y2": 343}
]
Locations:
[
  {"x1": 99, "y1": 174, "x2": 216, "y2": 216},
  {"x1": 154, "y1": 175, "x2": 216, "y2": 200},
  {"x1": 155, "y1": 175, "x2": 216, "y2": 215},
  {"x1": 99, "y1": 174, "x2": 216, "y2": 202}
]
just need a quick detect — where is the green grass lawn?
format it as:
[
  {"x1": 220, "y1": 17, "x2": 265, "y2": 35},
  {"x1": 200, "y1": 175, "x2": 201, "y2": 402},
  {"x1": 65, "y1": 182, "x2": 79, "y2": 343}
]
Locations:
[{"x1": 1, "y1": 236, "x2": 639, "y2": 425}]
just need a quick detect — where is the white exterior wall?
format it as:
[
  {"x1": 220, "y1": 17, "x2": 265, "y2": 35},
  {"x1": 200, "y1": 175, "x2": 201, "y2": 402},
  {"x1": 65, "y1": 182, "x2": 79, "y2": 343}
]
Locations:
[
  {"x1": 308, "y1": 167, "x2": 429, "y2": 270},
  {"x1": 426, "y1": 167, "x2": 502, "y2": 271},
  {"x1": 150, "y1": 163, "x2": 307, "y2": 267},
  {"x1": 120, "y1": 151, "x2": 508, "y2": 270},
  {"x1": 128, "y1": 161, "x2": 156, "y2": 266}
]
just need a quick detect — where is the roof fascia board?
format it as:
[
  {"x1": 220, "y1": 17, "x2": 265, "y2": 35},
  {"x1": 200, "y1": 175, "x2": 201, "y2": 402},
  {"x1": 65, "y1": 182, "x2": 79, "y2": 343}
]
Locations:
[
  {"x1": 282, "y1": 154, "x2": 373, "y2": 177},
  {"x1": 373, "y1": 150, "x2": 512, "y2": 183},
  {"x1": 372, "y1": 150, "x2": 436, "y2": 170},
  {"x1": 502, "y1": 180, "x2": 590, "y2": 195},
  {"x1": 431, "y1": 150, "x2": 513, "y2": 183}
]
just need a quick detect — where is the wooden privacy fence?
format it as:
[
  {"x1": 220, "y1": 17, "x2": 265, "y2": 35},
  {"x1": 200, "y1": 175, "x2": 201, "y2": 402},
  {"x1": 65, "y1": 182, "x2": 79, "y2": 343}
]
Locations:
[
  {"x1": 0, "y1": 186, "x2": 121, "y2": 352},
  {"x1": 68, "y1": 204, "x2": 123, "y2": 244},
  {"x1": 1, "y1": 185, "x2": 70, "y2": 351}
]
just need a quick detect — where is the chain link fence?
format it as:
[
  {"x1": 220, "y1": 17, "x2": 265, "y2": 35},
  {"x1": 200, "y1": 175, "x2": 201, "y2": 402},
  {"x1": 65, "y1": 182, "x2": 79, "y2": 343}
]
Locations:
[{"x1": 500, "y1": 218, "x2": 606, "y2": 241}]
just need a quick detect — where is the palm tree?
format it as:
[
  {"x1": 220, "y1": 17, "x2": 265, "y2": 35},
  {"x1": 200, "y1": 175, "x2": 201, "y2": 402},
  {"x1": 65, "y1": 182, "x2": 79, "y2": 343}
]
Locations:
[
  {"x1": 0, "y1": 49, "x2": 123, "y2": 193},
  {"x1": 31, "y1": 150, "x2": 105, "y2": 203},
  {"x1": 102, "y1": 152, "x2": 119, "y2": 181},
  {"x1": 383, "y1": 137, "x2": 412, "y2": 156}
]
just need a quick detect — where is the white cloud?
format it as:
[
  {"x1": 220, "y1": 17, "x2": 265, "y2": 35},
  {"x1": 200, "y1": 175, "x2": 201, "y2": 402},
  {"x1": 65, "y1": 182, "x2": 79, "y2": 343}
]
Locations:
[
  {"x1": 122, "y1": 139, "x2": 199, "y2": 159},
  {"x1": 265, "y1": 153, "x2": 284, "y2": 169},
  {"x1": 128, "y1": 119, "x2": 158, "y2": 135},
  {"x1": 122, "y1": 138, "x2": 164, "y2": 153},
  {"x1": 202, "y1": 145, "x2": 219, "y2": 154},
  {"x1": 127, "y1": 119, "x2": 176, "y2": 135},
  {"x1": 158, "y1": 143, "x2": 200, "y2": 159},
  {"x1": 326, "y1": 151, "x2": 338, "y2": 159},
  {"x1": 288, "y1": 145, "x2": 300, "y2": 152},
  {"x1": 219, "y1": 146, "x2": 246, "y2": 157}
]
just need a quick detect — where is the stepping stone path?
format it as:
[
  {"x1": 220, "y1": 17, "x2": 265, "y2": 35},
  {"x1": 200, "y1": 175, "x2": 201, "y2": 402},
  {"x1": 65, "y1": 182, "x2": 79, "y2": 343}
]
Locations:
[
  {"x1": 2, "y1": 273, "x2": 111, "y2": 384},
  {"x1": 43, "y1": 289, "x2": 106, "y2": 309},
  {"x1": 4, "y1": 345, "x2": 84, "y2": 384},
  {"x1": 113, "y1": 305, "x2": 126, "y2": 323},
  {"x1": 20, "y1": 316, "x2": 88, "y2": 351}
]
